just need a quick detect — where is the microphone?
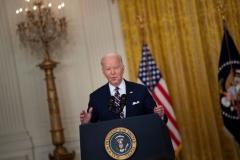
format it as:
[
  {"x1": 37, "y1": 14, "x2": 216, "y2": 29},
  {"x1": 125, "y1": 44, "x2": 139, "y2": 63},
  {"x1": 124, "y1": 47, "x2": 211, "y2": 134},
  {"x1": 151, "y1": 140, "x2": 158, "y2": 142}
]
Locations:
[
  {"x1": 120, "y1": 94, "x2": 126, "y2": 108},
  {"x1": 108, "y1": 96, "x2": 115, "y2": 111},
  {"x1": 119, "y1": 94, "x2": 127, "y2": 113},
  {"x1": 108, "y1": 94, "x2": 127, "y2": 118}
]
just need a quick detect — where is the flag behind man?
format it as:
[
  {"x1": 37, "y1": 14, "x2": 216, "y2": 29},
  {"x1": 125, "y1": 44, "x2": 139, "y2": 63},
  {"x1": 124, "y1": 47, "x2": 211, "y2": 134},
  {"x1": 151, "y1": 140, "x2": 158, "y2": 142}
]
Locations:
[
  {"x1": 137, "y1": 42, "x2": 182, "y2": 154},
  {"x1": 218, "y1": 21, "x2": 240, "y2": 145}
]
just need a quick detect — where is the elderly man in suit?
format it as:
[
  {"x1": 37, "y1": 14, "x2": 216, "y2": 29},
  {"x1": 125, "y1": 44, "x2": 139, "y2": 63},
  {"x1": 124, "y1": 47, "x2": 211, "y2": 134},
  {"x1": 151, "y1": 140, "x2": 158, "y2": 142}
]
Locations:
[{"x1": 80, "y1": 53, "x2": 167, "y2": 124}]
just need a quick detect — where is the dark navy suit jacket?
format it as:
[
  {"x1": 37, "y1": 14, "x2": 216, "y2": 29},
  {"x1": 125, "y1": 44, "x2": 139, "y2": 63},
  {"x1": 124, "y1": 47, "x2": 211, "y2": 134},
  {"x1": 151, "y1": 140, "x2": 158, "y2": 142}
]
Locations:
[{"x1": 87, "y1": 80, "x2": 168, "y2": 123}]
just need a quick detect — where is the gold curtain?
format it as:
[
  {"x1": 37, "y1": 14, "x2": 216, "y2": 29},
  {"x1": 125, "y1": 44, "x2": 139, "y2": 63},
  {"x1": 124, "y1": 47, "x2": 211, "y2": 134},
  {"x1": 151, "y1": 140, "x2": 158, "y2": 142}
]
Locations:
[{"x1": 118, "y1": 0, "x2": 240, "y2": 159}]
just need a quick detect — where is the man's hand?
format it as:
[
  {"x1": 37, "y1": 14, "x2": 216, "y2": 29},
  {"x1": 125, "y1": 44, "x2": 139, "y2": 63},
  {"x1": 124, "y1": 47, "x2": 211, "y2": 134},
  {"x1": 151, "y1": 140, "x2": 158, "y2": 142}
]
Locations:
[
  {"x1": 154, "y1": 105, "x2": 164, "y2": 117},
  {"x1": 80, "y1": 107, "x2": 93, "y2": 125}
]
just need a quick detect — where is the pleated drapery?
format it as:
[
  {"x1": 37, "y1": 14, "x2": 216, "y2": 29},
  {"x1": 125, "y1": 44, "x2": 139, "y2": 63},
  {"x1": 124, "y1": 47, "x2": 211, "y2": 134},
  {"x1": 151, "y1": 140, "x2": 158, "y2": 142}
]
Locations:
[{"x1": 118, "y1": 0, "x2": 240, "y2": 159}]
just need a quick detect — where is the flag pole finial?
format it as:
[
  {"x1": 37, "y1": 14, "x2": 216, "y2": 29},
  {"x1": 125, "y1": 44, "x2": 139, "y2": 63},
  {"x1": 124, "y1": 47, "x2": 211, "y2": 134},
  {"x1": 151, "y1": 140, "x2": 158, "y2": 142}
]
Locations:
[
  {"x1": 217, "y1": 1, "x2": 226, "y2": 20},
  {"x1": 136, "y1": 15, "x2": 146, "y2": 43},
  {"x1": 136, "y1": 15, "x2": 145, "y2": 29}
]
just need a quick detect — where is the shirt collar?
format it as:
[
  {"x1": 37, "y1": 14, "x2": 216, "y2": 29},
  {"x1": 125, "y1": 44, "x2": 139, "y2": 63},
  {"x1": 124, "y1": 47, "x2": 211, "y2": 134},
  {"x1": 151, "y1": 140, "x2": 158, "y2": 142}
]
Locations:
[{"x1": 109, "y1": 79, "x2": 125, "y2": 93}]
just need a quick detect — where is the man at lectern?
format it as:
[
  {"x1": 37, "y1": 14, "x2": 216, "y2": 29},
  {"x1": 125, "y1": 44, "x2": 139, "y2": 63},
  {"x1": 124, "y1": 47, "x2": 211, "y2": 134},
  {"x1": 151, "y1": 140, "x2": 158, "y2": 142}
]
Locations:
[{"x1": 80, "y1": 53, "x2": 168, "y2": 124}]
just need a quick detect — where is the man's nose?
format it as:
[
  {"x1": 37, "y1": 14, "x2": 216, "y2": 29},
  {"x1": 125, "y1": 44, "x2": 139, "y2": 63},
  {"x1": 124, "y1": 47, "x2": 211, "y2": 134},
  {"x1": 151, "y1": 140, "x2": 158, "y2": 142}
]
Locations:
[{"x1": 110, "y1": 68, "x2": 115, "y2": 74}]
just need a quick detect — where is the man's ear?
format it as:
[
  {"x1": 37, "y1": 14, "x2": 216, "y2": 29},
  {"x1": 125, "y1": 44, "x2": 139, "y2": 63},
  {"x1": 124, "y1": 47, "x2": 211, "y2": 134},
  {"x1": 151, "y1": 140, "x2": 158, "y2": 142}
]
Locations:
[{"x1": 102, "y1": 69, "x2": 106, "y2": 77}]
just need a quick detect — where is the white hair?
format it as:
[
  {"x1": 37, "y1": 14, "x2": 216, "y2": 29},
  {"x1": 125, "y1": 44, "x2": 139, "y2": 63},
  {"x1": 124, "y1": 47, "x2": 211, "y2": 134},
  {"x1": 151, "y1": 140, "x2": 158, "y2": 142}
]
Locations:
[{"x1": 100, "y1": 53, "x2": 123, "y2": 67}]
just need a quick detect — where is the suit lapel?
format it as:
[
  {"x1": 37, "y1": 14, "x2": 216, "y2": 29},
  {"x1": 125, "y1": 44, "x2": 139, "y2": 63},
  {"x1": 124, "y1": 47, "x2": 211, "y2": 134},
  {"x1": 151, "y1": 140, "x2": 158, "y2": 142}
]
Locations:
[
  {"x1": 125, "y1": 80, "x2": 135, "y2": 117},
  {"x1": 102, "y1": 83, "x2": 111, "y2": 107}
]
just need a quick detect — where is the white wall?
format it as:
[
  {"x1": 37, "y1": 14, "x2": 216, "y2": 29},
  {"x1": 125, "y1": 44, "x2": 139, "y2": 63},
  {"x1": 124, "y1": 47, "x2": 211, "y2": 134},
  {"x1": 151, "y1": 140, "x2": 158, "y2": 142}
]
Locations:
[{"x1": 0, "y1": 0, "x2": 129, "y2": 159}]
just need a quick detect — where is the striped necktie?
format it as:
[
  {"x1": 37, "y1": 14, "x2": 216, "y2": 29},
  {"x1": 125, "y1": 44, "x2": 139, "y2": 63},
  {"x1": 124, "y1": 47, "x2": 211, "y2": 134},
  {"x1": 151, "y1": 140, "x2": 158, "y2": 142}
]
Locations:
[{"x1": 114, "y1": 87, "x2": 124, "y2": 118}]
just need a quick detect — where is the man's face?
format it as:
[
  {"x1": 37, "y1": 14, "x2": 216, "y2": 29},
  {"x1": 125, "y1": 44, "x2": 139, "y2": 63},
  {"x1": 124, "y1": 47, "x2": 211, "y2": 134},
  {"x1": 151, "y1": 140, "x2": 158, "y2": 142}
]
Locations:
[{"x1": 102, "y1": 56, "x2": 124, "y2": 87}]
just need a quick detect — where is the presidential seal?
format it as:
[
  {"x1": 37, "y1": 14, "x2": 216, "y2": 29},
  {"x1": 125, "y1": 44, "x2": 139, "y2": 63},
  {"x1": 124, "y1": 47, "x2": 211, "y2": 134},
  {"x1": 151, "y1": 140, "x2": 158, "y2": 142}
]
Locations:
[{"x1": 105, "y1": 127, "x2": 137, "y2": 160}]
